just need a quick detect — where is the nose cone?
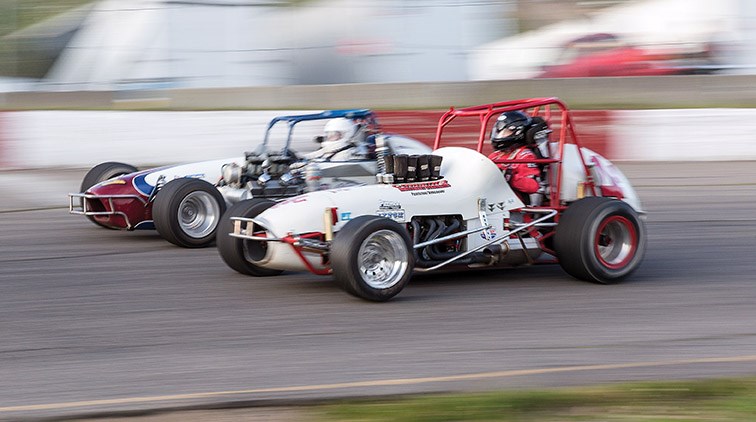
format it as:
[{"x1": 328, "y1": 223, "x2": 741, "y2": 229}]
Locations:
[
  {"x1": 83, "y1": 173, "x2": 151, "y2": 230},
  {"x1": 87, "y1": 174, "x2": 133, "y2": 195},
  {"x1": 256, "y1": 192, "x2": 338, "y2": 237}
]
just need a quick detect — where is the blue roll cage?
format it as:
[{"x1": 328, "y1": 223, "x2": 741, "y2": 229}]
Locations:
[{"x1": 261, "y1": 109, "x2": 376, "y2": 156}]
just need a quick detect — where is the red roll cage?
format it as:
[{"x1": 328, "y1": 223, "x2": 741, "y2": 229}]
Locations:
[{"x1": 432, "y1": 97, "x2": 598, "y2": 208}]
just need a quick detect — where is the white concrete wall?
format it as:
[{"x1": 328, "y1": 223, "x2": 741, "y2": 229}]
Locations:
[
  {"x1": 611, "y1": 109, "x2": 756, "y2": 161},
  {"x1": 1, "y1": 109, "x2": 756, "y2": 170},
  {"x1": 0, "y1": 110, "x2": 322, "y2": 169}
]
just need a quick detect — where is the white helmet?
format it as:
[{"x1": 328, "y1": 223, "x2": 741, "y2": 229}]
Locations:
[{"x1": 322, "y1": 118, "x2": 357, "y2": 147}]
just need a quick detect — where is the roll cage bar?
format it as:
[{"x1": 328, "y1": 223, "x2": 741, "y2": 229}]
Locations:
[
  {"x1": 262, "y1": 109, "x2": 378, "y2": 157},
  {"x1": 432, "y1": 97, "x2": 598, "y2": 207}
]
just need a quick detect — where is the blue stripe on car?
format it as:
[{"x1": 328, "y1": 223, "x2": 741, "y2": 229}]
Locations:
[
  {"x1": 133, "y1": 220, "x2": 155, "y2": 230},
  {"x1": 133, "y1": 174, "x2": 155, "y2": 196}
]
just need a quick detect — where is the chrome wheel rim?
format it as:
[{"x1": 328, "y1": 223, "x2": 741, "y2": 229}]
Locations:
[
  {"x1": 178, "y1": 191, "x2": 220, "y2": 239},
  {"x1": 358, "y1": 229, "x2": 408, "y2": 289},
  {"x1": 595, "y1": 215, "x2": 637, "y2": 269}
]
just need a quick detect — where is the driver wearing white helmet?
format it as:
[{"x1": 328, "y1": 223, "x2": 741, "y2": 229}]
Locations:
[{"x1": 305, "y1": 118, "x2": 368, "y2": 161}]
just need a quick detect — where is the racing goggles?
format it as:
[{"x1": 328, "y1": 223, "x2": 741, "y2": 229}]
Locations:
[{"x1": 492, "y1": 122, "x2": 516, "y2": 140}]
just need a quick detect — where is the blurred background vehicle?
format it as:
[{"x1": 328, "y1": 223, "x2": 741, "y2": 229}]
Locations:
[
  {"x1": 536, "y1": 32, "x2": 719, "y2": 78},
  {"x1": 470, "y1": 0, "x2": 746, "y2": 80}
]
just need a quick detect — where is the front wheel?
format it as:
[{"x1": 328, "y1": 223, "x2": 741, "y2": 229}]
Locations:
[
  {"x1": 79, "y1": 162, "x2": 138, "y2": 229},
  {"x1": 216, "y1": 199, "x2": 283, "y2": 277},
  {"x1": 554, "y1": 197, "x2": 646, "y2": 284},
  {"x1": 153, "y1": 178, "x2": 226, "y2": 248},
  {"x1": 330, "y1": 216, "x2": 414, "y2": 302}
]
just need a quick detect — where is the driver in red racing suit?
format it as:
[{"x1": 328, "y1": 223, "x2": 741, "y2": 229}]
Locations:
[{"x1": 487, "y1": 111, "x2": 542, "y2": 199}]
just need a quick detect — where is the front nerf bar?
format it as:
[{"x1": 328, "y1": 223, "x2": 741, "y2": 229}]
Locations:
[
  {"x1": 68, "y1": 193, "x2": 147, "y2": 230},
  {"x1": 230, "y1": 216, "x2": 331, "y2": 275}
]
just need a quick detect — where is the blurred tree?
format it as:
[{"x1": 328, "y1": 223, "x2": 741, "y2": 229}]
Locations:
[{"x1": 0, "y1": 0, "x2": 92, "y2": 78}]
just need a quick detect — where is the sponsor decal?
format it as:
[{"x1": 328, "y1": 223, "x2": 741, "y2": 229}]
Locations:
[
  {"x1": 394, "y1": 179, "x2": 450, "y2": 196},
  {"x1": 377, "y1": 198, "x2": 406, "y2": 221},
  {"x1": 100, "y1": 179, "x2": 127, "y2": 186},
  {"x1": 394, "y1": 179, "x2": 450, "y2": 192},
  {"x1": 271, "y1": 196, "x2": 308, "y2": 209},
  {"x1": 480, "y1": 226, "x2": 497, "y2": 240},
  {"x1": 378, "y1": 200, "x2": 402, "y2": 210},
  {"x1": 377, "y1": 210, "x2": 406, "y2": 222},
  {"x1": 340, "y1": 212, "x2": 352, "y2": 221},
  {"x1": 174, "y1": 173, "x2": 205, "y2": 180},
  {"x1": 478, "y1": 198, "x2": 495, "y2": 240}
]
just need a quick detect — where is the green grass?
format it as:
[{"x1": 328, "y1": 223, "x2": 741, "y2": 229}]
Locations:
[
  {"x1": 0, "y1": 0, "x2": 92, "y2": 36},
  {"x1": 0, "y1": 0, "x2": 315, "y2": 78},
  {"x1": 315, "y1": 378, "x2": 756, "y2": 421},
  {"x1": 0, "y1": 0, "x2": 94, "y2": 77}
]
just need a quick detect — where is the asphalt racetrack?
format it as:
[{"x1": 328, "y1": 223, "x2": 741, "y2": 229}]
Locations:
[{"x1": 1, "y1": 162, "x2": 756, "y2": 419}]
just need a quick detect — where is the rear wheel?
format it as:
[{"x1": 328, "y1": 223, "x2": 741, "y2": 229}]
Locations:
[
  {"x1": 79, "y1": 162, "x2": 138, "y2": 228},
  {"x1": 217, "y1": 199, "x2": 283, "y2": 277},
  {"x1": 554, "y1": 197, "x2": 645, "y2": 283},
  {"x1": 330, "y1": 216, "x2": 414, "y2": 301},
  {"x1": 153, "y1": 178, "x2": 226, "y2": 248}
]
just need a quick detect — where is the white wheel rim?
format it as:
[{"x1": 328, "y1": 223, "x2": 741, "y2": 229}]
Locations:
[
  {"x1": 357, "y1": 229, "x2": 409, "y2": 289},
  {"x1": 178, "y1": 191, "x2": 220, "y2": 239}
]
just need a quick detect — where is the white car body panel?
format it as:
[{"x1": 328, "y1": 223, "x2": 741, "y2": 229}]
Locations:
[
  {"x1": 125, "y1": 157, "x2": 247, "y2": 196},
  {"x1": 556, "y1": 144, "x2": 642, "y2": 212},
  {"x1": 255, "y1": 147, "x2": 525, "y2": 272}
]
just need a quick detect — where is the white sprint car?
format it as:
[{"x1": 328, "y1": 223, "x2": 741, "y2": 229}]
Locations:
[
  {"x1": 217, "y1": 98, "x2": 646, "y2": 301},
  {"x1": 68, "y1": 109, "x2": 430, "y2": 248}
]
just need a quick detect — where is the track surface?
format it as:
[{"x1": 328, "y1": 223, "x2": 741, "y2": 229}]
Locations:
[{"x1": 1, "y1": 162, "x2": 756, "y2": 419}]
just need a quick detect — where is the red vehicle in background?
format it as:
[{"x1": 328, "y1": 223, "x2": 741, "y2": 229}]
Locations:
[{"x1": 538, "y1": 33, "x2": 716, "y2": 78}]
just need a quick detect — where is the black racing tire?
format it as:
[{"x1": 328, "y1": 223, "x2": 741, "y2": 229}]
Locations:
[
  {"x1": 216, "y1": 199, "x2": 283, "y2": 277},
  {"x1": 330, "y1": 216, "x2": 414, "y2": 302},
  {"x1": 79, "y1": 162, "x2": 138, "y2": 229},
  {"x1": 152, "y1": 178, "x2": 226, "y2": 248},
  {"x1": 554, "y1": 197, "x2": 646, "y2": 284}
]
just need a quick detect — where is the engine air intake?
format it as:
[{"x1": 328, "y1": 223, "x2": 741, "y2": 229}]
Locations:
[{"x1": 378, "y1": 154, "x2": 443, "y2": 184}]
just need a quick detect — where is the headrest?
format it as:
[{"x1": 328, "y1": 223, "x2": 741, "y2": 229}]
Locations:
[{"x1": 525, "y1": 116, "x2": 550, "y2": 146}]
